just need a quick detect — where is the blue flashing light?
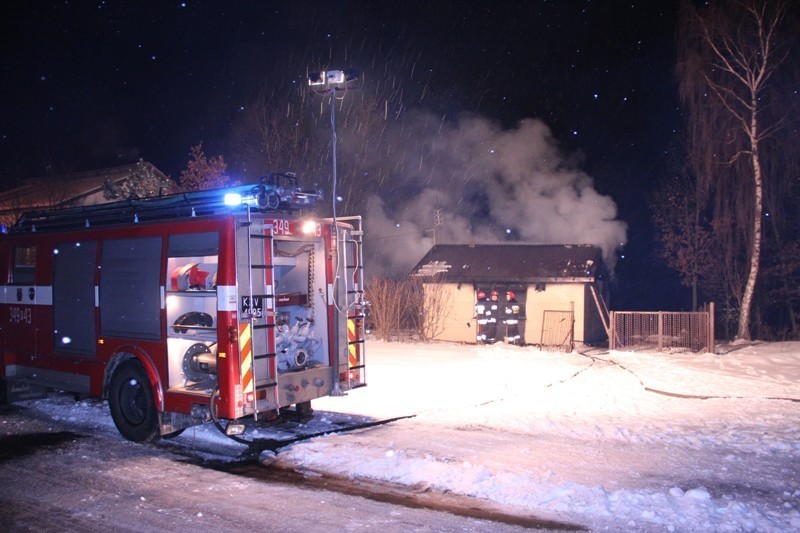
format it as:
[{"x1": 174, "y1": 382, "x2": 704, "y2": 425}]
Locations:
[{"x1": 224, "y1": 192, "x2": 243, "y2": 206}]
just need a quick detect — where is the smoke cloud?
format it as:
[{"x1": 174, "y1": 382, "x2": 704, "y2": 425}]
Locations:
[{"x1": 356, "y1": 112, "x2": 628, "y2": 277}]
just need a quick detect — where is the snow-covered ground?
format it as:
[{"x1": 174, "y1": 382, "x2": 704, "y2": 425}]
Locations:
[{"x1": 17, "y1": 340, "x2": 800, "y2": 531}]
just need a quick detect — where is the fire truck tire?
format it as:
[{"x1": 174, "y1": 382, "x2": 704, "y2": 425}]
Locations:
[{"x1": 108, "y1": 360, "x2": 159, "y2": 443}]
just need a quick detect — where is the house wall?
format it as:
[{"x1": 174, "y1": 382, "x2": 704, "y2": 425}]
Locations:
[
  {"x1": 426, "y1": 280, "x2": 609, "y2": 346},
  {"x1": 524, "y1": 283, "x2": 586, "y2": 345},
  {"x1": 426, "y1": 282, "x2": 477, "y2": 343}
]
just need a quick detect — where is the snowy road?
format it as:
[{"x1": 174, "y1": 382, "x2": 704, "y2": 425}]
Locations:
[
  {"x1": 2, "y1": 340, "x2": 799, "y2": 531},
  {"x1": 0, "y1": 405, "x2": 551, "y2": 532}
]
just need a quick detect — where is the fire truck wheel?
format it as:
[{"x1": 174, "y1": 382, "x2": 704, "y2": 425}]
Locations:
[{"x1": 108, "y1": 360, "x2": 159, "y2": 443}]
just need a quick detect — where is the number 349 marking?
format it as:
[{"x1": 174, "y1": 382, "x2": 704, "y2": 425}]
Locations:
[{"x1": 8, "y1": 306, "x2": 32, "y2": 325}]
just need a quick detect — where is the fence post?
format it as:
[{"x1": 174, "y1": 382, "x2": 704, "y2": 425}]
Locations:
[
  {"x1": 609, "y1": 311, "x2": 616, "y2": 350},
  {"x1": 709, "y1": 302, "x2": 715, "y2": 353},
  {"x1": 658, "y1": 311, "x2": 663, "y2": 352}
]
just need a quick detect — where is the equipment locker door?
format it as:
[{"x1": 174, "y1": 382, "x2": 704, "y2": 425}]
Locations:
[{"x1": 52, "y1": 240, "x2": 98, "y2": 357}]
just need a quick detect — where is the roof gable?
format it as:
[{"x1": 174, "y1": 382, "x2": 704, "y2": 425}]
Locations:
[{"x1": 412, "y1": 244, "x2": 604, "y2": 283}]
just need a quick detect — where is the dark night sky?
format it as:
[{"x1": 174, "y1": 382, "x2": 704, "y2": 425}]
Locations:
[{"x1": 0, "y1": 1, "x2": 686, "y2": 308}]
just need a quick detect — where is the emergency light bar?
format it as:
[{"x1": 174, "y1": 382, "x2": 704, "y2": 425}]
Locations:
[
  {"x1": 225, "y1": 192, "x2": 275, "y2": 209},
  {"x1": 223, "y1": 189, "x2": 278, "y2": 209},
  {"x1": 224, "y1": 193, "x2": 242, "y2": 206}
]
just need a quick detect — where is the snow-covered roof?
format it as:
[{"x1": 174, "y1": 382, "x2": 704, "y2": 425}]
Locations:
[
  {"x1": 0, "y1": 161, "x2": 168, "y2": 217},
  {"x1": 411, "y1": 243, "x2": 604, "y2": 283}
]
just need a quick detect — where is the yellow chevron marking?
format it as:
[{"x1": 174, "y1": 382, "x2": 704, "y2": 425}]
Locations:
[
  {"x1": 240, "y1": 323, "x2": 253, "y2": 393},
  {"x1": 347, "y1": 319, "x2": 358, "y2": 367}
]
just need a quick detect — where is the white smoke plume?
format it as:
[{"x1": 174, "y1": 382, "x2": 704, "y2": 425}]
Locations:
[{"x1": 354, "y1": 112, "x2": 628, "y2": 277}]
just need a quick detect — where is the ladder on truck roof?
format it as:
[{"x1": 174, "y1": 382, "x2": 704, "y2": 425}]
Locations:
[{"x1": 9, "y1": 182, "x2": 319, "y2": 233}]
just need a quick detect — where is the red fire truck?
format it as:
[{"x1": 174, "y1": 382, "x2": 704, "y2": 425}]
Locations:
[{"x1": 0, "y1": 183, "x2": 366, "y2": 442}]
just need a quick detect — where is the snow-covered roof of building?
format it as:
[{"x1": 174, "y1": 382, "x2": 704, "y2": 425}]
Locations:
[
  {"x1": 411, "y1": 243, "x2": 605, "y2": 283},
  {"x1": 0, "y1": 161, "x2": 168, "y2": 219}
]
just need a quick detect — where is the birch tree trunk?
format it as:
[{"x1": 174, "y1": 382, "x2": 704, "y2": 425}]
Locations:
[{"x1": 738, "y1": 114, "x2": 763, "y2": 340}]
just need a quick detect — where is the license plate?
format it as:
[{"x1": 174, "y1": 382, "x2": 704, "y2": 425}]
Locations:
[{"x1": 240, "y1": 296, "x2": 263, "y2": 318}]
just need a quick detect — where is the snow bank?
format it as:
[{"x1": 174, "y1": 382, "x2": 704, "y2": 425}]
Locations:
[{"x1": 280, "y1": 341, "x2": 800, "y2": 531}]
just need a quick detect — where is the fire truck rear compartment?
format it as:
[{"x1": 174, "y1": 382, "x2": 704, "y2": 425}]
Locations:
[
  {"x1": 231, "y1": 215, "x2": 343, "y2": 420},
  {"x1": 270, "y1": 237, "x2": 334, "y2": 407},
  {"x1": 272, "y1": 238, "x2": 327, "y2": 374}
]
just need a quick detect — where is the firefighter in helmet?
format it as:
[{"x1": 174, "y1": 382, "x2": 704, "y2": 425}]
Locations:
[
  {"x1": 503, "y1": 289, "x2": 523, "y2": 345},
  {"x1": 475, "y1": 289, "x2": 489, "y2": 343},
  {"x1": 475, "y1": 289, "x2": 500, "y2": 344}
]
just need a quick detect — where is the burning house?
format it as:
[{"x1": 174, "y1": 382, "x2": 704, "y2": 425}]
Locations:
[{"x1": 412, "y1": 244, "x2": 609, "y2": 349}]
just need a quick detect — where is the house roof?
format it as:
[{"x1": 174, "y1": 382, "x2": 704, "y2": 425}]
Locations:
[
  {"x1": 0, "y1": 161, "x2": 168, "y2": 216},
  {"x1": 412, "y1": 244, "x2": 605, "y2": 283}
]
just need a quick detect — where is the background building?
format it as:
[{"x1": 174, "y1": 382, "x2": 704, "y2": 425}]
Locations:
[
  {"x1": 412, "y1": 244, "x2": 609, "y2": 349},
  {"x1": 0, "y1": 161, "x2": 170, "y2": 227}
]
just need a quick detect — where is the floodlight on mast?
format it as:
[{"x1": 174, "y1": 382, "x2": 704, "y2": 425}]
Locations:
[{"x1": 307, "y1": 68, "x2": 360, "y2": 222}]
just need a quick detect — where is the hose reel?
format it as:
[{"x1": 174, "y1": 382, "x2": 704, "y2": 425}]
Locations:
[{"x1": 182, "y1": 342, "x2": 218, "y2": 384}]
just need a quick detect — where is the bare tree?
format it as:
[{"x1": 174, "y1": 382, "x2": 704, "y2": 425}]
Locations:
[
  {"x1": 422, "y1": 282, "x2": 452, "y2": 341},
  {"x1": 409, "y1": 276, "x2": 452, "y2": 341},
  {"x1": 365, "y1": 278, "x2": 397, "y2": 340},
  {"x1": 366, "y1": 276, "x2": 451, "y2": 341},
  {"x1": 365, "y1": 278, "x2": 415, "y2": 341},
  {"x1": 227, "y1": 75, "x2": 409, "y2": 218},
  {"x1": 228, "y1": 86, "x2": 319, "y2": 180},
  {"x1": 678, "y1": 0, "x2": 790, "y2": 340}
]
